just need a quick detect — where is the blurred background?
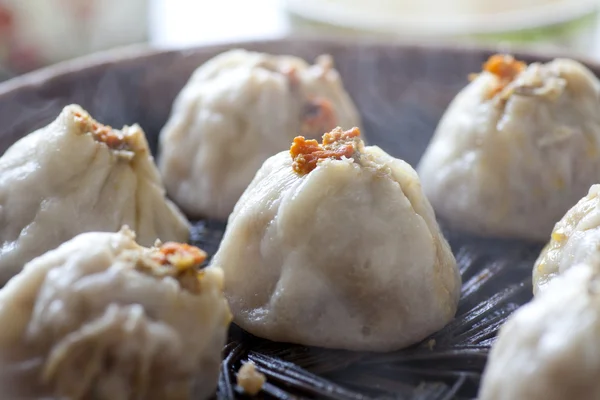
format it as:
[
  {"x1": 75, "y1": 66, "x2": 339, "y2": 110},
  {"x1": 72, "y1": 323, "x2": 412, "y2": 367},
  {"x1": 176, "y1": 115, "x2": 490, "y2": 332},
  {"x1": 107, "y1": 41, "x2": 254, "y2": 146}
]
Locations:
[{"x1": 1, "y1": 0, "x2": 599, "y2": 81}]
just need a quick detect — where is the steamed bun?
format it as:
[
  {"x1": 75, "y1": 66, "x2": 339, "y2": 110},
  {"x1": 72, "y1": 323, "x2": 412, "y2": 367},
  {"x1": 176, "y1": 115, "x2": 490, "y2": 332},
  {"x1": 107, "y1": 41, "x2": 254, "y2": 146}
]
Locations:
[
  {"x1": 0, "y1": 227, "x2": 231, "y2": 400},
  {"x1": 480, "y1": 263, "x2": 600, "y2": 400},
  {"x1": 159, "y1": 49, "x2": 362, "y2": 220},
  {"x1": 418, "y1": 54, "x2": 600, "y2": 241},
  {"x1": 533, "y1": 184, "x2": 600, "y2": 294},
  {"x1": 0, "y1": 105, "x2": 190, "y2": 284},
  {"x1": 212, "y1": 127, "x2": 460, "y2": 352}
]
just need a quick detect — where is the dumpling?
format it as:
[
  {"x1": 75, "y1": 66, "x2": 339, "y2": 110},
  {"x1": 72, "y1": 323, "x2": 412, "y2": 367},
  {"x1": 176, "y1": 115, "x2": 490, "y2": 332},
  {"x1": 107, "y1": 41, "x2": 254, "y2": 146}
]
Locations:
[
  {"x1": 479, "y1": 263, "x2": 600, "y2": 400},
  {"x1": 159, "y1": 49, "x2": 362, "y2": 220},
  {"x1": 0, "y1": 104, "x2": 190, "y2": 284},
  {"x1": 417, "y1": 54, "x2": 600, "y2": 241},
  {"x1": 0, "y1": 227, "x2": 231, "y2": 400},
  {"x1": 211, "y1": 127, "x2": 460, "y2": 352},
  {"x1": 533, "y1": 184, "x2": 600, "y2": 294}
]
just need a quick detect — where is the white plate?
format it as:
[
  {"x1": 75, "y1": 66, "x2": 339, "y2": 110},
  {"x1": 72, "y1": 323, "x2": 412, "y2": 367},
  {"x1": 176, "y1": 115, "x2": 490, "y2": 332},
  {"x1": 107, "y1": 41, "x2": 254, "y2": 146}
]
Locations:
[{"x1": 284, "y1": 0, "x2": 599, "y2": 36}]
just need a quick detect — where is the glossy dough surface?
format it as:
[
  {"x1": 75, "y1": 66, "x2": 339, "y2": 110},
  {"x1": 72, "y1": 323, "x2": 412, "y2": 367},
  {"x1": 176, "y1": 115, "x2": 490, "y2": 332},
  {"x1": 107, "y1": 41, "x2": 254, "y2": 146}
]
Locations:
[
  {"x1": 418, "y1": 58, "x2": 600, "y2": 241},
  {"x1": 480, "y1": 263, "x2": 600, "y2": 400},
  {"x1": 533, "y1": 184, "x2": 600, "y2": 294},
  {"x1": 212, "y1": 131, "x2": 460, "y2": 351},
  {"x1": 159, "y1": 49, "x2": 362, "y2": 220},
  {"x1": 0, "y1": 105, "x2": 190, "y2": 284},
  {"x1": 0, "y1": 227, "x2": 230, "y2": 400}
]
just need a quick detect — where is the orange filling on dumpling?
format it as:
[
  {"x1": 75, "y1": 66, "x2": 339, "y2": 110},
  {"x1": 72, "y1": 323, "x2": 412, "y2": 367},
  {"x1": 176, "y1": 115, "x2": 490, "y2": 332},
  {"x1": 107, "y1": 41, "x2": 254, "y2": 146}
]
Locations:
[
  {"x1": 74, "y1": 111, "x2": 130, "y2": 151},
  {"x1": 290, "y1": 127, "x2": 361, "y2": 175},
  {"x1": 480, "y1": 54, "x2": 527, "y2": 98},
  {"x1": 143, "y1": 242, "x2": 208, "y2": 294},
  {"x1": 153, "y1": 242, "x2": 207, "y2": 270}
]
